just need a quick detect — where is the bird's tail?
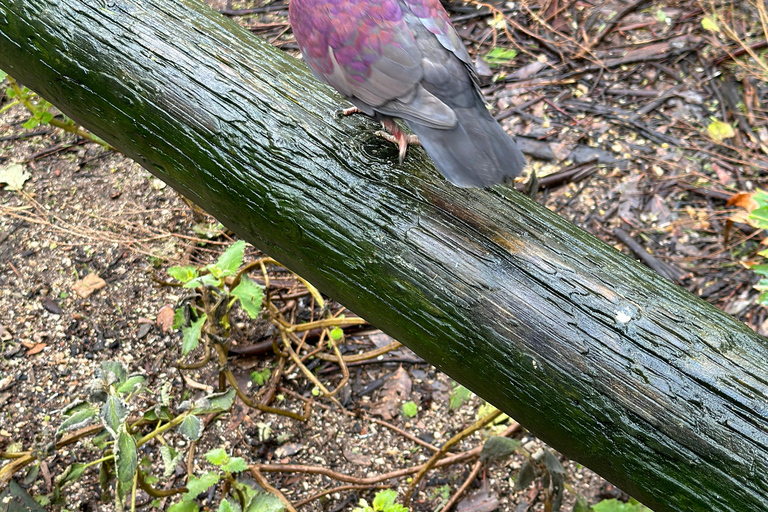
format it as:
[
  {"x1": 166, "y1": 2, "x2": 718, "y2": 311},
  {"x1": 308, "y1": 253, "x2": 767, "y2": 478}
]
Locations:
[{"x1": 406, "y1": 102, "x2": 525, "y2": 188}]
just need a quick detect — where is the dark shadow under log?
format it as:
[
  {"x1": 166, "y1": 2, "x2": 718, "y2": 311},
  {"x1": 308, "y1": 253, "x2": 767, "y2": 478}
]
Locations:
[{"x1": 0, "y1": 1, "x2": 767, "y2": 510}]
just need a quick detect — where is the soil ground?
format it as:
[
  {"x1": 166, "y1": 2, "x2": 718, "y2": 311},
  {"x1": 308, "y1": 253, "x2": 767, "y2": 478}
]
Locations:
[{"x1": 1, "y1": 0, "x2": 767, "y2": 511}]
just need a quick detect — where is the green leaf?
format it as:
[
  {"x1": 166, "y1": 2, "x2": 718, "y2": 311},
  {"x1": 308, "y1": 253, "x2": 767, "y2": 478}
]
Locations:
[
  {"x1": 750, "y1": 264, "x2": 768, "y2": 277},
  {"x1": 480, "y1": 436, "x2": 521, "y2": 462},
  {"x1": 205, "y1": 448, "x2": 229, "y2": 466},
  {"x1": 0, "y1": 162, "x2": 31, "y2": 190},
  {"x1": 161, "y1": 381, "x2": 173, "y2": 406},
  {"x1": 178, "y1": 415, "x2": 202, "y2": 441},
  {"x1": 515, "y1": 460, "x2": 536, "y2": 491},
  {"x1": 168, "y1": 266, "x2": 199, "y2": 284},
  {"x1": 56, "y1": 463, "x2": 87, "y2": 488},
  {"x1": 160, "y1": 445, "x2": 184, "y2": 478},
  {"x1": 707, "y1": 120, "x2": 735, "y2": 142},
  {"x1": 543, "y1": 449, "x2": 565, "y2": 475},
  {"x1": 39, "y1": 110, "x2": 54, "y2": 124},
  {"x1": 219, "y1": 499, "x2": 238, "y2": 512},
  {"x1": 184, "y1": 273, "x2": 221, "y2": 289},
  {"x1": 352, "y1": 499, "x2": 373, "y2": 512},
  {"x1": 100, "y1": 361, "x2": 127, "y2": 386},
  {"x1": 115, "y1": 428, "x2": 138, "y2": 498},
  {"x1": 92, "y1": 429, "x2": 111, "y2": 450},
  {"x1": 748, "y1": 206, "x2": 768, "y2": 227},
  {"x1": 0, "y1": 70, "x2": 7, "y2": 82},
  {"x1": 210, "y1": 240, "x2": 245, "y2": 278},
  {"x1": 329, "y1": 326, "x2": 344, "y2": 341},
  {"x1": 752, "y1": 189, "x2": 768, "y2": 208},
  {"x1": 251, "y1": 368, "x2": 271, "y2": 386},
  {"x1": 117, "y1": 374, "x2": 146, "y2": 395},
  {"x1": 193, "y1": 387, "x2": 236, "y2": 415},
  {"x1": 169, "y1": 500, "x2": 200, "y2": 512},
  {"x1": 572, "y1": 495, "x2": 591, "y2": 512},
  {"x1": 701, "y1": 16, "x2": 719, "y2": 31},
  {"x1": 231, "y1": 276, "x2": 264, "y2": 319},
  {"x1": 222, "y1": 457, "x2": 248, "y2": 474},
  {"x1": 401, "y1": 401, "x2": 418, "y2": 418},
  {"x1": 144, "y1": 471, "x2": 159, "y2": 485},
  {"x1": 193, "y1": 221, "x2": 225, "y2": 239},
  {"x1": 483, "y1": 47, "x2": 518, "y2": 67},
  {"x1": 100, "y1": 395, "x2": 127, "y2": 437},
  {"x1": 58, "y1": 403, "x2": 98, "y2": 433},
  {"x1": 449, "y1": 384, "x2": 471, "y2": 410},
  {"x1": 183, "y1": 471, "x2": 220, "y2": 501},
  {"x1": 245, "y1": 492, "x2": 286, "y2": 512},
  {"x1": 592, "y1": 498, "x2": 653, "y2": 512},
  {"x1": 23, "y1": 462, "x2": 40, "y2": 485},
  {"x1": 173, "y1": 307, "x2": 188, "y2": 330},
  {"x1": 22, "y1": 117, "x2": 40, "y2": 130},
  {"x1": 182, "y1": 314, "x2": 207, "y2": 356},
  {"x1": 372, "y1": 489, "x2": 407, "y2": 512},
  {"x1": 758, "y1": 291, "x2": 768, "y2": 306}
]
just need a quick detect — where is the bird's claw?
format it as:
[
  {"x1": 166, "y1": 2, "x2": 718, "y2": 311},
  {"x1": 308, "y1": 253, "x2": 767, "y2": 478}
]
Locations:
[
  {"x1": 378, "y1": 119, "x2": 421, "y2": 163},
  {"x1": 334, "y1": 106, "x2": 362, "y2": 119}
]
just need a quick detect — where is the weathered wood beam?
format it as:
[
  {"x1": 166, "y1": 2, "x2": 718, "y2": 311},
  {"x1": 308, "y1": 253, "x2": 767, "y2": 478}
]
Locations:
[{"x1": 1, "y1": 1, "x2": 767, "y2": 510}]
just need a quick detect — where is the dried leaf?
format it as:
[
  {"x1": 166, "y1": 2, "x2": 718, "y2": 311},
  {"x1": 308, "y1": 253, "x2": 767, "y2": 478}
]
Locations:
[
  {"x1": 25, "y1": 342, "x2": 46, "y2": 356},
  {"x1": 72, "y1": 273, "x2": 107, "y2": 298},
  {"x1": 370, "y1": 366, "x2": 412, "y2": 420},
  {"x1": 707, "y1": 120, "x2": 735, "y2": 142},
  {"x1": 156, "y1": 305, "x2": 176, "y2": 332},
  {"x1": 727, "y1": 192, "x2": 759, "y2": 211},
  {"x1": 0, "y1": 162, "x2": 30, "y2": 190}
]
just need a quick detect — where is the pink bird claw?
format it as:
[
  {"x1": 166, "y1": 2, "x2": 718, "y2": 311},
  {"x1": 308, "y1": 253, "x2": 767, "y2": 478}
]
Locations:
[
  {"x1": 335, "y1": 106, "x2": 363, "y2": 119},
  {"x1": 378, "y1": 119, "x2": 421, "y2": 163}
]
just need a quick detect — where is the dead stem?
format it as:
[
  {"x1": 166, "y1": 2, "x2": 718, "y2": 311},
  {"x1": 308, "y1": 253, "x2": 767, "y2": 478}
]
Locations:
[{"x1": 402, "y1": 408, "x2": 504, "y2": 506}]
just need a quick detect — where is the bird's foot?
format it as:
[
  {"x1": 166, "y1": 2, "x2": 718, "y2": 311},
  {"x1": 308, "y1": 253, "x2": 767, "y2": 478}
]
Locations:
[
  {"x1": 334, "y1": 106, "x2": 363, "y2": 118},
  {"x1": 377, "y1": 119, "x2": 421, "y2": 163}
]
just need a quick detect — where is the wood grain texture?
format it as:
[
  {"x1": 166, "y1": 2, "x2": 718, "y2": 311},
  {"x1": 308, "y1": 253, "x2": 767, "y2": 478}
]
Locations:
[{"x1": 0, "y1": 1, "x2": 767, "y2": 510}]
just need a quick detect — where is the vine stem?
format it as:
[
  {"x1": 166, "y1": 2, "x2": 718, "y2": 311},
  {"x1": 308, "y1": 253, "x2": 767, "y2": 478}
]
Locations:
[{"x1": 402, "y1": 408, "x2": 504, "y2": 506}]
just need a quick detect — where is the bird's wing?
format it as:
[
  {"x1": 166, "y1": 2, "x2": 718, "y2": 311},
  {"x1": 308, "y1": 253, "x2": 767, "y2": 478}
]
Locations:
[
  {"x1": 402, "y1": 0, "x2": 474, "y2": 68},
  {"x1": 290, "y1": 0, "x2": 464, "y2": 129}
]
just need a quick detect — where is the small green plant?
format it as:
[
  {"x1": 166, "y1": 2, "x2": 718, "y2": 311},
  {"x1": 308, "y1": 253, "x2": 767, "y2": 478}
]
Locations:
[
  {"x1": 401, "y1": 401, "x2": 418, "y2": 418},
  {"x1": 170, "y1": 240, "x2": 264, "y2": 360},
  {"x1": 0, "y1": 360, "x2": 240, "y2": 509},
  {"x1": 728, "y1": 189, "x2": 768, "y2": 305},
  {"x1": 250, "y1": 367, "x2": 272, "y2": 387},
  {"x1": 165, "y1": 241, "x2": 309, "y2": 421},
  {"x1": 352, "y1": 489, "x2": 408, "y2": 512},
  {"x1": 448, "y1": 383, "x2": 472, "y2": 410},
  {"x1": 167, "y1": 448, "x2": 285, "y2": 512},
  {"x1": 0, "y1": 71, "x2": 109, "y2": 147}
]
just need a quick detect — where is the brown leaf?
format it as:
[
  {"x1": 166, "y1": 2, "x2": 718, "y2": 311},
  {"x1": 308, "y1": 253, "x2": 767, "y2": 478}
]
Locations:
[
  {"x1": 370, "y1": 366, "x2": 412, "y2": 420},
  {"x1": 342, "y1": 446, "x2": 371, "y2": 466},
  {"x1": 727, "y1": 192, "x2": 759, "y2": 211},
  {"x1": 456, "y1": 489, "x2": 500, "y2": 512},
  {"x1": 713, "y1": 163, "x2": 733, "y2": 186},
  {"x1": 156, "y1": 305, "x2": 175, "y2": 333},
  {"x1": 41, "y1": 296, "x2": 63, "y2": 315},
  {"x1": 26, "y1": 343, "x2": 46, "y2": 356},
  {"x1": 72, "y1": 273, "x2": 107, "y2": 298}
]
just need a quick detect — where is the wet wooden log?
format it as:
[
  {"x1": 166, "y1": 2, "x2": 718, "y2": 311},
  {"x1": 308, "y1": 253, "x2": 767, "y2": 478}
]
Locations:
[{"x1": 1, "y1": 1, "x2": 767, "y2": 511}]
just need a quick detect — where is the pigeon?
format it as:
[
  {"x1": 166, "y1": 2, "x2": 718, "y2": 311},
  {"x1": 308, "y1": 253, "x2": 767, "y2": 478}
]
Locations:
[{"x1": 289, "y1": 0, "x2": 526, "y2": 188}]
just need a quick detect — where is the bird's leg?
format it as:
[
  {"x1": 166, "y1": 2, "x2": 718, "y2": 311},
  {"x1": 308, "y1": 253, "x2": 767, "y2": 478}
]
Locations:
[
  {"x1": 336, "y1": 106, "x2": 363, "y2": 118},
  {"x1": 376, "y1": 118, "x2": 421, "y2": 163}
]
